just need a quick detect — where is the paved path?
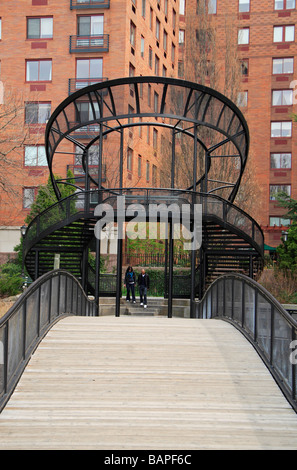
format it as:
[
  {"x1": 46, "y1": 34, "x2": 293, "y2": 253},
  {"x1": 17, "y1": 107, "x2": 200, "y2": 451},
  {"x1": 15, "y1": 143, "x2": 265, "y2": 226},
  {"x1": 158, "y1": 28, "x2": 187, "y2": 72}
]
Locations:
[{"x1": 1, "y1": 316, "x2": 297, "y2": 450}]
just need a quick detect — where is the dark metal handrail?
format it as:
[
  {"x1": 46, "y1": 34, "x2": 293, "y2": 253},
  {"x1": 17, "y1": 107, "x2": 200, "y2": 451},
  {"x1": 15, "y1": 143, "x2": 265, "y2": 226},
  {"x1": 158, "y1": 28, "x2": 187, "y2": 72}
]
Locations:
[
  {"x1": 70, "y1": 0, "x2": 110, "y2": 9},
  {"x1": 69, "y1": 34, "x2": 109, "y2": 53},
  {"x1": 197, "y1": 273, "x2": 297, "y2": 412},
  {"x1": 23, "y1": 188, "x2": 264, "y2": 265},
  {"x1": 0, "y1": 270, "x2": 98, "y2": 413}
]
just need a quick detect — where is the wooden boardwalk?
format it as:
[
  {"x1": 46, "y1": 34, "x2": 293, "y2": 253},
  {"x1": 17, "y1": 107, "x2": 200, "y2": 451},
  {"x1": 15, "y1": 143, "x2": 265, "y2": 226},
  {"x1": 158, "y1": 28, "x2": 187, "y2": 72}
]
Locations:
[{"x1": 1, "y1": 316, "x2": 297, "y2": 450}]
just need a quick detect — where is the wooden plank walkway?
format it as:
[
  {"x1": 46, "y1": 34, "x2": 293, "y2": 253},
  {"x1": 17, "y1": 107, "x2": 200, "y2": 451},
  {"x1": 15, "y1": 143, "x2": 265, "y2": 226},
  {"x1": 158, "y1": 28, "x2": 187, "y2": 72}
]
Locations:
[{"x1": 1, "y1": 316, "x2": 297, "y2": 450}]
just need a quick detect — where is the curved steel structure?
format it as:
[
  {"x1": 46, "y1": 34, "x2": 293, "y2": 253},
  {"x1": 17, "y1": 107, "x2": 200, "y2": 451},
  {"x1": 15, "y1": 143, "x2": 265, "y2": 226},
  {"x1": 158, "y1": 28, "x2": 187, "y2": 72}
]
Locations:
[{"x1": 23, "y1": 76, "x2": 263, "y2": 317}]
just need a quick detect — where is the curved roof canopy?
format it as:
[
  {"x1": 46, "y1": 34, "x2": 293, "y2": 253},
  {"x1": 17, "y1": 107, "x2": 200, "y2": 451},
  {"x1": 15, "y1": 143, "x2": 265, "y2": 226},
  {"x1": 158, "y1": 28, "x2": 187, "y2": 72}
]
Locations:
[{"x1": 45, "y1": 76, "x2": 249, "y2": 202}]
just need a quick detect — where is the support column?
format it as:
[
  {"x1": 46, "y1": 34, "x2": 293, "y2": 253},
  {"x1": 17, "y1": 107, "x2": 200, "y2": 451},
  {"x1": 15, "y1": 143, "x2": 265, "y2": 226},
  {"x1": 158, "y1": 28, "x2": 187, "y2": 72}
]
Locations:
[
  {"x1": 115, "y1": 128, "x2": 124, "y2": 317},
  {"x1": 168, "y1": 220, "x2": 174, "y2": 318},
  {"x1": 95, "y1": 237, "x2": 100, "y2": 312}
]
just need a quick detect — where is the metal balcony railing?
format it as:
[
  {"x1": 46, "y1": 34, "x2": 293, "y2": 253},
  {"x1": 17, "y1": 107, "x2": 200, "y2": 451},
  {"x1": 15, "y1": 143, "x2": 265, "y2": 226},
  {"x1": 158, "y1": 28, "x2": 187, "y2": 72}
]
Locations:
[
  {"x1": 70, "y1": 0, "x2": 110, "y2": 9},
  {"x1": 68, "y1": 77, "x2": 108, "y2": 95},
  {"x1": 69, "y1": 34, "x2": 109, "y2": 53}
]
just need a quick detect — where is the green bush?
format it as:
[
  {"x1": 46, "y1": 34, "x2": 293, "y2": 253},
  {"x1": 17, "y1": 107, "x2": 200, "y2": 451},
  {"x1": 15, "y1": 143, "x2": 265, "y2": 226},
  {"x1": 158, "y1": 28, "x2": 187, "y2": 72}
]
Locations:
[{"x1": 0, "y1": 262, "x2": 23, "y2": 298}]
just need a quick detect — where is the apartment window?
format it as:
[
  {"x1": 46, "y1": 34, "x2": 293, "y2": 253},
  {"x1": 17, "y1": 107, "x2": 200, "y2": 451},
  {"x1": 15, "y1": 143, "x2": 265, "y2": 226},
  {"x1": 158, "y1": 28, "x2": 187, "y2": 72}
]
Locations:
[
  {"x1": 26, "y1": 60, "x2": 52, "y2": 81},
  {"x1": 165, "y1": 0, "x2": 168, "y2": 16},
  {"x1": 75, "y1": 145, "x2": 99, "y2": 166},
  {"x1": 270, "y1": 216, "x2": 290, "y2": 226},
  {"x1": 180, "y1": 0, "x2": 185, "y2": 15},
  {"x1": 273, "y1": 25, "x2": 295, "y2": 43},
  {"x1": 163, "y1": 30, "x2": 168, "y2": 51},
  {"x1": 275, "y1": 0, "x2": 296, "y2": 10},
  {"x1": 271, "y1": 121, "x2": 292, "y2": 137},
  {"x1": 270, "y1": 184, "x2": 291, "y2": 200},
  {"x1": 172, "y1": 9, "x2": 176, "y2": 31},
  {"x1": 27, "y1": 17, "x2": 53, "y2": 39},
  {"x1": 171, "y1": 42, "x2": 176, "y2": 62},
  {"x1": 76, "y1": 101, "x2": 100, "y2": 123},
  {"x1": 153, "y1": 128, "x2": 158, "y2": 149},
  {"x1": 0, "y1": 18, "x2": 2, "y2": 40},
  {"x1": 241, "y1": 59, "x2": 249, "y2": 76},
  {"x1": 142, "y1": 0, "x2": 146, "y2": 17},
  {"x1": 156, "y1": 17, "x2": 160, "y2": 41},
  {"x1": 141, "y1": 35, "x2": 145, "y2": 57},
  {"x1": 239, "y1": 0, "x2": 250, "y2": 12},
  {"x1": 148, "y1": 84, "x2": 151, "y2": 106},
  {"x1": 155, "y1": 54, "x2": 160, "y2": 75},
  {"x1": 237, "y1": 91, "x2": 248, "y2": 107},
  {"x1": 273, "y1": 57, "x2": 294, "y2": 74},
  {"x1": 127, "y1": 148, "x2": 133, "y2": 172},
  {"x1": 238, "y1": 27, "x2": 249, "y2": 44},
  {"x1": 130, "y1": 21, "x2": 136, "y2": 47},
  {"x1": 76, "y1": 58, "x2": 103, "y2": 87},
  {"x1": 146, "y1": 161, "x2": 150, "y2": 181},
  {"x1": 208, "y1": 0, "x2": 217, "y2": 14},
  {"x1": 23, "y1": 188, "x2": 36, "y2": 209},
  {"x1": 271, "y1": 153, "x2": 292, "y2": 168},
  {"x1": 150, "y1": 7, "x2": 153, "y2": 30},
  {"x1": 149, "y1": 47, "x2": 153, "y2": 68},
  {"x1": 77, "y1": 15, "x2": 103, "y2": 37},
  {"x1": 24, "y1": 145, "x2": 47, "y2": 166},
  {"x1": 138, "y1": 155, "x2": 142, "y2": 177},
  {"x1": 162, "y1": 65, "x2": 167, "y2": 77},
  {"x1": 152, "y1": 165, "x2": 157, "y2": 186},
  {"x1": 272, "y1": 89, "x2": 293, "y2": 106},
  {"x1": 25, "y1": 102, "x2": 51, "y2": 124},
  {"x1": 179, "y1": 29, "x2": 185, "y2": 45},
  {"x1": 154, "y1": 91, "x2": 159, "y2": 113}
]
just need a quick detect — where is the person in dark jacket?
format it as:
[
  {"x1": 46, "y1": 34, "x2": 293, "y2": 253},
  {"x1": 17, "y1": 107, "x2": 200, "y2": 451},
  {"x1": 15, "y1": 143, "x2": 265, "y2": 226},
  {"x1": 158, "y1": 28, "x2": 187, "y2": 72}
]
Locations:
[
  {"x1": 124, "y1": 266, "x2": 136, "y2": 303},
  {"x1": 138, "y1": 268, "x2": 150, "y2": 308}
]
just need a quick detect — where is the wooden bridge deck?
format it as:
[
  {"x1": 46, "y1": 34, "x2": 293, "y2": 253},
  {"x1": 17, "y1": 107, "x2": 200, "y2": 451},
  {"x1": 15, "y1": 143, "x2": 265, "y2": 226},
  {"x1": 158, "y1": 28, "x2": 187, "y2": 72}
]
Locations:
[{"x1": 1, "y1": 316, "x2": 297, "y2": 450}]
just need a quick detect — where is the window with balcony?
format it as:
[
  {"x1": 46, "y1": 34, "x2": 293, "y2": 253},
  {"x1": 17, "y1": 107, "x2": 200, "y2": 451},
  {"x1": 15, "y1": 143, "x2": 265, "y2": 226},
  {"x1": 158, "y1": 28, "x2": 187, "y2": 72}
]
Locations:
[
  {"x1": 275, "y1": 0, "x2": 295, "y2": 10},
  {"x1": 271, "y1": 152, "x2": 292, "y2": 168},
  {"x1": 272, "y1": 57, "x2": 294, "y2": 74},
  {"x1": 270, "y1": 184, "x2": 291, "y2": 200},
  {"x1": 25, "y1": 102, "x2": 51, "y2": 124},
  {"x1": 27, "y1": 17, "x2": 53, "y2": 39},
  {"x1": 75, "y1": 58, "x2": 103, "y2": 88},
  {"x1": 271, "y1": 121, "x2": 292, "y2": 137},
  {"x1": 77, "y1": 14, "x2": 103, "y2": 37},
  {"x1": 272, "y1": 89, "x2": 293, "y2": 105},
  {"x1": 273, "y1": 25, "x2": 295, "y2": 42},
  {"x1": 26, "y1": 59, "x2": 52, "y2": 81},
  {"x1": 24, "y1": 145, "x2": 47, "y2": 166}
]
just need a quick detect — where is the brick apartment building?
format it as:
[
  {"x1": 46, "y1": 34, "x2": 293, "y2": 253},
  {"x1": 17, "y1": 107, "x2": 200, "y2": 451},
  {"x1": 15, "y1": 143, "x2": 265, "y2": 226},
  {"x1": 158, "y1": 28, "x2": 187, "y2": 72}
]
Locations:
[
  {"x1": 0, "y1": 0, "x2": 179, "y2": 262},
  {"x1": 0, "y1": 0, "x2": 296, "y2": 262},
  {"x1": 179, "y1": 0, "x2": 297, "y2": 250}
]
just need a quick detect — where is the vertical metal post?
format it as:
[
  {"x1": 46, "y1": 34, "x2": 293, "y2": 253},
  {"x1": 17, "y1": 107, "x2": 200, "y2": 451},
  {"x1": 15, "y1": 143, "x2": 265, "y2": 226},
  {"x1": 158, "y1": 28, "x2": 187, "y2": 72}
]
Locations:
[
  {"x1": 95, "y1": 237, "x2": 101, "y2": 309},
  {"x1": 115, "y1": 129, "x2": 124, "y2": 318},
  {"x1": 190, "y1": 124, "x2": 198, "y2": 318},
  {"x1": 164, "y1": 226, "x2": 168, "y2": 298},
  {"x1": 171, "y1": 129, "x2": 175, "y2": 189},
  {"x1": 168, "y1": 219, "x2": 174, "y2": 318}
]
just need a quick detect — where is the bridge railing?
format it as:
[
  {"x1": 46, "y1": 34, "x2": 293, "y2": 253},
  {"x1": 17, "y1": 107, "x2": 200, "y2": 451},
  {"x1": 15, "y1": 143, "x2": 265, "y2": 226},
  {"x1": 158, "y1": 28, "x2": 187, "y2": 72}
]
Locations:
[
  {"x1": 0, "y1": 270, "x2": 97, "y2": 412},
  {"x1": 196, "y1": 273, "x2": 297, "y2": 412}
]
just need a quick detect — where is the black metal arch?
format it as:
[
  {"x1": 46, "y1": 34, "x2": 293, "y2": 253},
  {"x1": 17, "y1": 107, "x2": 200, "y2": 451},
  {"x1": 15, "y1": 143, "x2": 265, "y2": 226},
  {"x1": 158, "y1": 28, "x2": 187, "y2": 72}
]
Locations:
[{"x1": 45, "y1": 76, "x2": 249, "y2": 204}]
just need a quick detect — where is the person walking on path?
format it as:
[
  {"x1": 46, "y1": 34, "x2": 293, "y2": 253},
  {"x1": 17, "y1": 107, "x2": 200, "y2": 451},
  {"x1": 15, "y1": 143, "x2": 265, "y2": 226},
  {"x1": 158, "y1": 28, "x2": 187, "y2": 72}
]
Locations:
[
  {"x1": 138, "y1": 268, "x2": 150, "y2": 308},
  {"x1": 124, "y1": 266, "x2": 136, "y2": 303}
]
